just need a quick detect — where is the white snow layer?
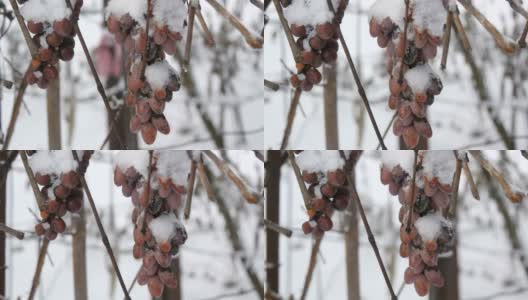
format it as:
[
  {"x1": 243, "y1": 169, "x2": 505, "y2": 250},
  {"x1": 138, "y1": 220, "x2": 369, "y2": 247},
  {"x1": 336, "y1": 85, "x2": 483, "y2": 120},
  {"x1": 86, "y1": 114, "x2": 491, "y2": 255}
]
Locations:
[
  {"x1": 145, "y1": 61, "x2": 174, "y2": 90},
  {"x1": 285, "y1": 0, "x2": 341, "y2": 26},
  {"x1": 113, "y1": 151, "x2": 150, "y2": 177},
  {"x1": 296, "y1": 151, "x2": 345, "y2": 172},
  {"x1": 404, "y1": 63, "x2": 438, "y2": 92},
  {"x1": 422, "y1": 151, "x2": 456, "y2": 185},
  {"x1": 20, "y1": 0, "x2": 73, "y2": 23},
  {"x1": 412, "y1": 0, "x2": 447, "y2": 37},
  {"x1": 380, "y1": 151, "x2": 415, "y2": 173},
  {"x1": 29, "y1": 151, "x2": 83, "y2": 175},
  {"x1": 106, "y1": 0, "x2": 147, "y2": 24},
  {"x1": 368, "y1": 0, "x2": 406, "y2": 29},
  {"x1": 153, "y1": 0, "x2": 187, "y2": 33},
  {"x1": 415, "y1": 212, "x2": 449, "y2": 241},
  {"x1": 149, "y1": 213, "x2": 184, "y2": 242},
  {"x1": 155, "y1": 151, "x2": 190, "y2": 185}
]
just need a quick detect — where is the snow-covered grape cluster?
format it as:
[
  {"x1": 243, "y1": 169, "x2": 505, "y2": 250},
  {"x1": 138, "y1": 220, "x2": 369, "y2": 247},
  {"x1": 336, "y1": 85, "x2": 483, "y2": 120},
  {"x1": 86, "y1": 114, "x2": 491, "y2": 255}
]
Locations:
[
  {"x1": 106, "y1": 0, "x2": 186, "y2": 144},
  {"x1": 30, "y1": 151, "x2": 93, "y2": 240},
  {"x1": 113, "y1": 151, "x2": 190, "y2": 297},
  {"x1": 368, "y1": 0, "x2": 447, "y2": 148},
  {"x1": 296, "y1": 151, "x2": 360, "y2": 237},
  {"x1": 284, "y1": 0, "x2": 349, "y2": 91},
  {"x1": 380, "y1": 151, "x2": 455, "y2": 296},
  {"x1": 20, "y1": 0, "x2": 83, "y2": 89}
]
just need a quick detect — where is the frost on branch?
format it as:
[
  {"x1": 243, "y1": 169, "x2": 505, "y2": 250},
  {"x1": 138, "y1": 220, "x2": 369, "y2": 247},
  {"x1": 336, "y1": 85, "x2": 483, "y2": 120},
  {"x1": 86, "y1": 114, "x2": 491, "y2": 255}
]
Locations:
[
  {"x1": 380, "y1": 151, "x2": 456, "y2": 296},
  {"x1": 369, "y1": 0, "x2": 448, "y2": 148},
  {"x1": 106, "y1": 0, "x2": 186, "y2": 145},
  {"x1": 113, "y1": 151, "x2": 190, "y2": 297},
  {"x1": 284, "y1": 0, "x2": 349, "y2": 92},
  {"x1": 296, "y1": 151, "x2": 361, "y2": 238},
  {"x1": 20, "y1": 0, "x2": 83, "y2": 89},
  {"x1": 30, "y1": 151, "x2": 93, "y2": 241}
]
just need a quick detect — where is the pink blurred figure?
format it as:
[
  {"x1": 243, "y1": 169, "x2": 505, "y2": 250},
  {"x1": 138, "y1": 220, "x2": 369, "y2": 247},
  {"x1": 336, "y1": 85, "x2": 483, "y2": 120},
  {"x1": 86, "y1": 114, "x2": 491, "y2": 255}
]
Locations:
[{"x1": 93, "y1": 33, "x2": 123, "y2": 82}]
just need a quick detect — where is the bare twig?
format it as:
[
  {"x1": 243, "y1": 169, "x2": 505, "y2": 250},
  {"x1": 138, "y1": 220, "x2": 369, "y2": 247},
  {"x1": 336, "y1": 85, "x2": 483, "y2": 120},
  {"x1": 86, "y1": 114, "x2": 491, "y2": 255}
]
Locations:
[
  {"x1": 460, "y1": 152, "x2": 480, "y2": 200},
  {"x1": 326, "y1": 1, "x2": 387, "y2": 150},
  {"x1": 205, "y1": 0, "x2": 263, "y2": 48},
  {"x1": 271, "y1": 0, "x2": 301, "y2": 62},
  {"x1": 197, "y1": 155, "x2": 215, "y2": 201},
  {"x1": 184, "y1": 159, "x2": 197, "y2": 219},
  {"x1": 184, "y1": 4, "x2": 196, "y2": 68},
  {"x1": 452, "y1": 8, "x2": 472, "y2": 52},
  {"x1": 469, "y1": 150, "x2": 525, "y2": 203},
  {"x1": 195, "y1": 5, "x2": 215, "y2": 47},
  {"x1": 19, "y1": 151, "x2": 45, "y2": 211},
  {"x1": 299, "y1": 237, "x2": 322, "y2": 300},
  {"x1": 8, "y1": 0, "x2": 38, "y2": 56},
  {"x1": 0, "y1": 223, "x2": 24, "y2": 240},
  {"x1": 406, "y1": 151, "x2": 418, "y2": 232},
  {"x1": 441, "y1": 11, "x2": 453, "y2": 70},
  {"x1": 280, "y1": 87, "x2": 302, "y2": 150},
  {"x1": 203, "y1": 150, "x2": 260, "y2": 204},
  {"x1": 71, "y1": 151, "x2": 131, "y2": 299},
  {"x1": 342, "y1": 152, "x2": 397, "y2": 300},
  {"x1": 506, "y1": 0, "x2": 528, "y2": 20},
  {"x1": 139, "y1": 0, "x2": 153, "y2": 79},
  {"x1": 458, "y1": 0, "x2": 518, "y2": 54},
  {"x1": 286, "y1": 151, "x2": 312, "y2": 210},
  {"x1": 28, "y1": 239, "x2": 49, "y2": 300},
  {"x1": 252, "y1": 150, "x2": 264, "y2": 163},
  {"x1": 377, "y1": 112, "x2": 397, "y2": 150},
  {"x1": 398, "y1": 0, "x2": 411, "y2": 82},
  {"x1": 449, "y1": 151, "x2": 463, "y2": 218},
  {"x1": 250, "y1": 0, "x2": 264, "y2": 11},
  {"x1": 519, "y1": 21, "x2": 528, "y2": 48},
  {"x1": 264, "y1": 79, "x2": 280, "y2": 91},
  {"x1": 263, "y1": 219, "x2": 292, "y2": 238},
  {"x1": 65, "y1": 0, "x2": 126, "y2": 149},
  {"x1": 2, "y1": 64, "x2": 31, "y2": 151}
]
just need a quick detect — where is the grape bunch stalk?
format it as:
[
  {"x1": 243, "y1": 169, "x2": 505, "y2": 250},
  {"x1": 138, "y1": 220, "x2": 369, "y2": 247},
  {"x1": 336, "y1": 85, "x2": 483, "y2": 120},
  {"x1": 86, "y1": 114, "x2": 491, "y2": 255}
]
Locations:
[
  {"x1": 106, "y1": 0, "x2": 186, "y2": 144},
  {"x1": 113, "y1": 152, "x2": 188, "y2": 297},
  {"x1": 19, "y1": 0, "x2": 84, "y2": 89},
  {"x1": 284, "y1": 0, "x2": 349, "y2": 91},
  {"x1": 30, "y1": 151, "x2": 93, "y2": 241},
  {"x1": 380, "y1": 152, "x2": 455, "y2": 296},
  {"x1": 369, "y1": 0, "x2": 448, "y2": 148}
]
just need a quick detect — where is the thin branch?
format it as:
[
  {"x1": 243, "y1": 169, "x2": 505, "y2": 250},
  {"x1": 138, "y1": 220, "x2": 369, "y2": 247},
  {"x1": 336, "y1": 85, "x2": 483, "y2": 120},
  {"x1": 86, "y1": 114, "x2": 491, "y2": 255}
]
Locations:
[
  {"x1": 195, "y1": 5, "x2": 215, "y2": 47},
  {"x1": 28, "y1": 239, "x2": 49, "y2": 300},
  {"x1": 441, "y1": 11, "x2": 453, "y2": 70},
  {"x1": 71, "y1": 151, "x2": 131, "y2": 299},
  {"x1": 2, "y1": 64, "x2": 31, "y2": 151},
  {"x1": 398, "y1": 0, "x2": 411, "y2": 82},
  {"x1": 460, "y1": 152, "x2": 480, "y2": 200},
  {"x1": 19, "y1": 151, "x2": 45, "y2": 211},
  {"x1": 458, "y1": 0, "x2": 518, "y2": 54},
  {"x1": 264, "y1": 79, "x2": 280, "y2": 91},
  {"x1": 65, "y1": 0, "x2": 126, "y2": 149},
  {"x1": 252, "y1": 150, "x2": 264, "y2": 163},
  {"x1": 299, "y1": 237, "x2": 322, "y2": 300},
  {"x1": 250, "y1": 0, "x2": 264, "y2": 11},
  {"x1": 205, "y1": 0, "x2": 263, "y2": 48},
  {"x1": 197, "y1": 155, "x2": 215, "y2": 201},
  {"x1": 286, "y1": 151, "x2": 312, "y2": 210},
  {"x1": 8, "y1": 0, "x2": 38, "y2": 56},
  {"x1": 377, "y1": 112, "x2": 397, "y2": 150},
  {"x1": 326, "y1": 1, "x2": 387, "y2": 150},
  {"x1": 469, "y1": 150, "x2": 525, "y2": 203},
  {"x1": 406, "y1": 151, "x2": 418, "y2": 232},
  {"x1": 449, "y1": 151, "x2": 463, "y2": 218},
  {"x1": 343, "y1": 151, "x2": 397, "y2": 300},
  {"x1": 279, "y1": 87, "x2": 302, "y2": 150},
  {"x1": 184, "y1": 4, "x2": 196, "y2": 68},
  {"x1": 451, "y1": 8, "x2": 472, "y2": 52},
  {"x1": 184, "y1": 160, "x2": 197, "y2": 219},
  {"x1": 263, "y1": 219, "x2": 292, "y2": 238},
  {"x1": 519, "y1": 21, "x2": 528, "y2": 48},
  {"x1": 271, "y1": 0, "x2": 301, "y2": 62},
  {"x1": 0, "y1": 223, "x2": 25, "y2": 240},
  {"x1": 203, "y1": 150, "x2": 260, "y2": 204},
  {"x1": 506, "y1": 0, "x2": 528, "y2": 20}
]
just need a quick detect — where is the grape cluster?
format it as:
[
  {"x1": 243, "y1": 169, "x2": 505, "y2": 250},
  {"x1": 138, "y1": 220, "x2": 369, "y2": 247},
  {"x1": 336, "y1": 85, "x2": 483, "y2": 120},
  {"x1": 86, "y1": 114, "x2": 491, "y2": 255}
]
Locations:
[
  {"x1": 286, "y1": 0, "x2": 348, "y2": 92},
  {"x1": 380, "y1": 155, "x2": 455, "y2": 296},
  {"x1": 23, "y1": 0, "x2": 83, "y2": 89},
  {"x1": 113, "y1": 154, "x2": 187, "y2": 297},
  {"x1": 369, "y1": 2, "x2": 446, "y2": 148},
  {"x1": 298, "y1": 151, "x2": 361, "y2": 238},
  {"x1": 106, "y1": 6, "x2": 183, "y2": 145},
  {"x1": 33, "y1": 151, "x2": 93, "y2": 241}
]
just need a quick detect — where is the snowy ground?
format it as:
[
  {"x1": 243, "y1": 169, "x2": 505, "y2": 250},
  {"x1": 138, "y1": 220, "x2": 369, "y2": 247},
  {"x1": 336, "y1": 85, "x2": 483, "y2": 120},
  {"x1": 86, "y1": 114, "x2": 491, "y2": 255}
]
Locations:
[{"x1": 3, "y1": 150, "x2": 263, "y2": 300}]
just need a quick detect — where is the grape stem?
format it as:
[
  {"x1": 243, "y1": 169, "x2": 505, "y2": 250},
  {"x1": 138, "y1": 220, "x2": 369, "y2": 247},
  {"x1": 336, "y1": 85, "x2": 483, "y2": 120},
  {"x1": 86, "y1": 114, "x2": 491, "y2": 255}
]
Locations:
[
  {"x1": 184, "y1": 157, "x2": 198, "y2": 219},
  {"x1": 28, "y1": 238, "x2": 49, "y2": 300},
  {"x1": 2, "y1": 64, "x2": 31, "y2": 151},
  {"x1": 286, "y1": 150, "x2": 312, "y2": 210},
  {"x1": 263, "y1": 219, "x2": 292, "y2": 238},
  {"x1": 19, "y1": 151, "x2": 46, "y2": 212},
  {"x1": 280, "y1": 87, "x2": 302, "y2": 151},
  {"x1": 71, "y1": 151, "x2": 131, "y2": 300}
]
